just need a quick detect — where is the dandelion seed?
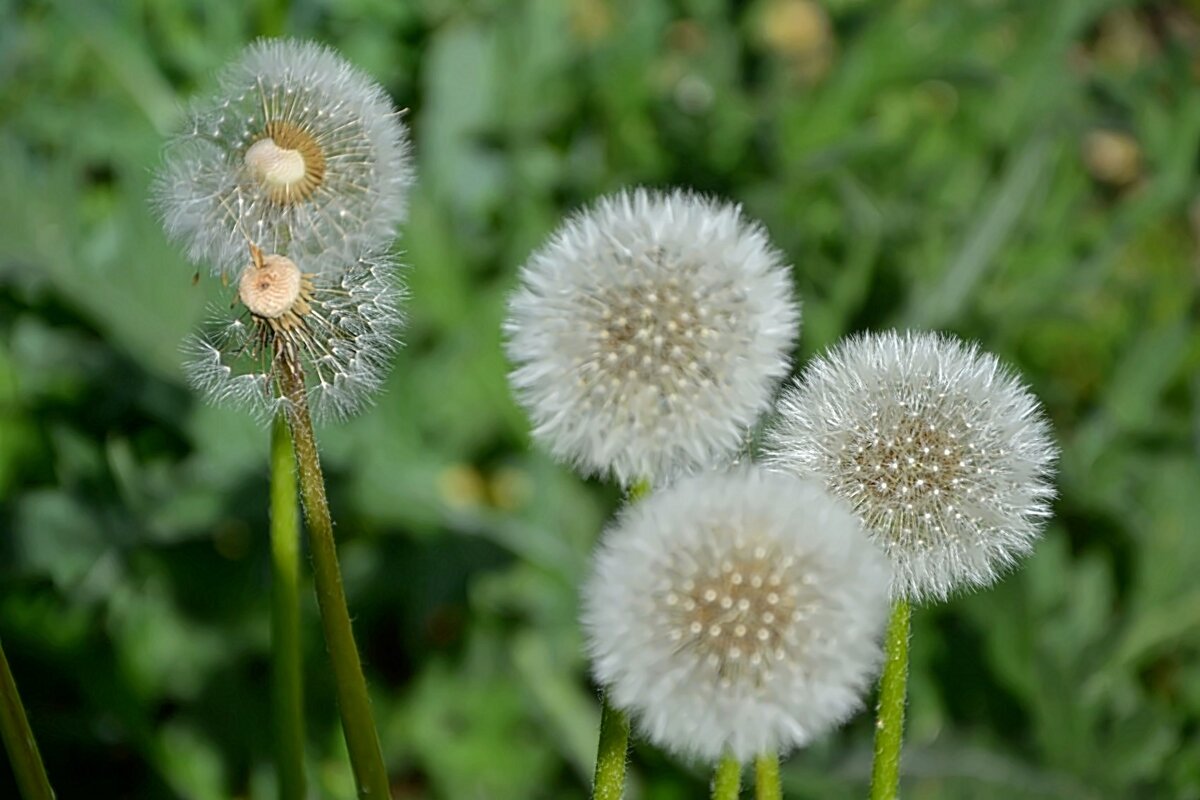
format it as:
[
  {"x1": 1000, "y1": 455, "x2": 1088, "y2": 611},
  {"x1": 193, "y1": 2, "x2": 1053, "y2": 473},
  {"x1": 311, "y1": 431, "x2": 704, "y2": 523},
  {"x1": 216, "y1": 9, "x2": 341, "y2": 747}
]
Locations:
[
  {"x1": 582, "y1": 467, "x2": 889, "y2": 763},
  {"x1": 184, "y1": 245, "x2": 404, "y2": 422},
  {"x1": 505, "y1": 188, "x2": 800, "y2": 486},
  {"x1": 764, "y1": 330, "x2": 1058, "y2": 602},
  {"x1": 155, "y1": 39, "x2": 413, "y2": 279}
]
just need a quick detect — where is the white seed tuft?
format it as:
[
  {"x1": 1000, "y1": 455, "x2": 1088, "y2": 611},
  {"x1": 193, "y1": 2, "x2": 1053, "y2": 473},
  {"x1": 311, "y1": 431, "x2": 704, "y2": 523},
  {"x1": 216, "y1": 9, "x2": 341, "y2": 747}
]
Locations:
[
  {"x1": 184, "y1": 250, "x2": 405, "y2": 423},
  {"x1": 505, "y1": 188, "x2": 800, "y2": 486},
  {"x1": 582, "y1": 466, "x2": 890, "y2": 763},
  {"x1": 763, "y1": 330, "x2": 1059, "y2": 603}
]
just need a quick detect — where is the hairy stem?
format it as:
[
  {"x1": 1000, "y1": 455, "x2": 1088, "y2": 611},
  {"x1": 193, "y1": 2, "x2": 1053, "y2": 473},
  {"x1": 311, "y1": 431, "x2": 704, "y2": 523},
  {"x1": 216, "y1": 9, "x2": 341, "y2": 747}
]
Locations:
[
  {"x1": 0, "y1": 636, "x2": 53, "y2": 800},
  {"x1": 270, "y1": 415, "x2": 307, "y2": 800},
  {"x1": 591, "y1": 698, "x2": 630, "y2": 800},
  {"x1": 280, "y1": 366, "x2": 390, "y2": 799},
  {"x1": 754, "y1": 753, "x2": 780, "y2": 800},
  {"x1": 590, "y1": 478, "x2": 652, "y2": 800},
  {"x1": 870, "y1": 599, "x2": 911, "y2": 800},
  {"x1": 712, "y1": 755, "x2": 741, "y2": 800}
]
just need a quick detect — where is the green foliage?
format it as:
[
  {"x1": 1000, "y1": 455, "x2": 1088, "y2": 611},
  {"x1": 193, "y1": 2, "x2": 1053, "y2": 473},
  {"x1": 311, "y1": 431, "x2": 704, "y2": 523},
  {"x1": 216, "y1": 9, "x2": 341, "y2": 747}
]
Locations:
[{"x1": 2, "y1": 0, "x2": 1198, "y2": 797}]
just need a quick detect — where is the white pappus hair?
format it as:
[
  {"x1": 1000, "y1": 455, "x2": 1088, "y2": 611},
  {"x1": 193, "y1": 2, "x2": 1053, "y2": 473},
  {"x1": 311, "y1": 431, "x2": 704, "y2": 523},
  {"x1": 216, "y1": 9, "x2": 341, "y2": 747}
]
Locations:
[
  {"x1": 183, "y1": 250, "x2": 404, "y2": 422},
  {"x1": 505, "y1": 188, "x2": 800, "y2": 487},
  {"x1": 582, "y1": 466, "x2": 890, "y2": 764},
  {"x1": 763, "y1": 330, "x2": 1059, "y2": 603}
]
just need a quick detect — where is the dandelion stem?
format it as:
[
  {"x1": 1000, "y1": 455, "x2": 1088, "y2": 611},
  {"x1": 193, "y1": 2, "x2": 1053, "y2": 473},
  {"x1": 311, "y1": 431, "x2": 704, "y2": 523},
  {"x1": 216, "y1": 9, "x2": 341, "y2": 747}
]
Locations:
[
  {"x1": 870, "y1": 599, "x2": 911, "y2": 800},
  {"x1": 712, "y1": 755, "x2": 741, "y2": 799},
  {"x1": 0, "y1": 635, "x2": 53, "y2": 800},
  {"x1": 754, "y1": 753, "x2": 780, "y2": 800},
  {"x1": 590, "y1": 478, "x2": 652, "y2": 800},
  {"x1": 591, "y1": 697, "x2": 630, "y2": 800},
  {"x1": 280, "y1": 366, "x2": 390, "y2": 800},
  {"x1": 270, "y1": 415, "x2": 307, "y2": 800}
]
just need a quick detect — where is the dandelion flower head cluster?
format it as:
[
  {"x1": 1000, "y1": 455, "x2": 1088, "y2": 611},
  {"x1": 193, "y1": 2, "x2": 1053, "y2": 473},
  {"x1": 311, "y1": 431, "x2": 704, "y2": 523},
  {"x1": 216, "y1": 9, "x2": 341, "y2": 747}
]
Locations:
[
  {"x1": 582, "y1": 466, "x2": 890, "y2": 762},
  {"x1": 185, "y1": 246, "x2": 403, "y2": 422},
  {"x1": 155, "y1": 38, "x2": 413, "y2": 279},
  {"x1": 154, "y1": 39, "x2": 412, "y2": 422},
  {"x1": 764, "y1": 330, "x2": 1058, "y2": 602},
  {"x1": 506, "y1": 188, "x2": 800, "y2": 486}
]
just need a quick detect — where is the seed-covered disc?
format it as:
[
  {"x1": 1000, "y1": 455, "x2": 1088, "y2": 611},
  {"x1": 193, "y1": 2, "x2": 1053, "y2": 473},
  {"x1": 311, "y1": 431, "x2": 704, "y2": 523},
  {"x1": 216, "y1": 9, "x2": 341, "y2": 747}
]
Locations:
[
  {"x1": 505, "y1": 188, "x2": 801, "y2": 487},
  {"x1": 582, "y1": 467, "x2": 890, "y2": 763},
  {"x1": 155, "y1": 38, "x2": 413, "y2": 279},
  {"x1": 764, "y1": 330, "x2": 1059, "y2": 603}
]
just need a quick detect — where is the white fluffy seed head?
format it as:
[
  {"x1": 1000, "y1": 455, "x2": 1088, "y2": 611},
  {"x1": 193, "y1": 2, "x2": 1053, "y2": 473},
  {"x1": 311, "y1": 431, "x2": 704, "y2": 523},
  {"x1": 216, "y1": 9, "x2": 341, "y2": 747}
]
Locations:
[
  {"x1": 154, "y1": 38, "x2": 414, "y2": 280},
  {"x1": 184, "y1": 250, "x2": 405, "y2": 423},
  {"x1": 763, "y1": 330, "x2": 1059, "y2": 603},
  {"x1": 582, "y1": 466, "x2": 890, "y2": 763},
  {"x1": 505, "y1": 188, "x2": 800, "y2": 487}
]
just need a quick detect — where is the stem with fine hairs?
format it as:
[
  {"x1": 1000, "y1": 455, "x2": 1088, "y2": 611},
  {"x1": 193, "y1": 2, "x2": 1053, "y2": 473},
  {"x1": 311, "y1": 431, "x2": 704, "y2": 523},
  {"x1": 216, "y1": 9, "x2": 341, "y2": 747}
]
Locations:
[
  {"x1": 754, "y1": 753, "x2": 780, "y2": 800},
  {"x1": 270, "y1": 415, "x2": 307, "y2": 800},
  {"x1": 590, "y1": 478, "x2": 652, "y2": 800},
  {"x1": 712, "y1": 754, "x2": 741, "y2": 799},
  {"x1": 279, "y1": 364, "x2": 390, "y2": 799},
  {"x1": 869, "y1": 599, "x2": 911, "y2": 800}
]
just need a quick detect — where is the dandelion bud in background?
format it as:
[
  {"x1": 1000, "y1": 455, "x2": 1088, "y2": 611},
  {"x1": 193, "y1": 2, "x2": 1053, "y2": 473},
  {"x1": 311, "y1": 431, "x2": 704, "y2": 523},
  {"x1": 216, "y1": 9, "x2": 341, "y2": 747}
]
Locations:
[
  {"x1": 184, "y1": 247, "x2": 404, "y2": 422},
  {"x1": 155, "y1": 39, "x2": 413, "y2": 279},
  {"x1": 764, "y1": 330, "x2": 1058, "y2": 603},
  {"x1": 505, "y1": 188, "x2": 800, "y2": 487},
  {"x1": 582, "y1": 467, "x2": 890, "y2": 763}
]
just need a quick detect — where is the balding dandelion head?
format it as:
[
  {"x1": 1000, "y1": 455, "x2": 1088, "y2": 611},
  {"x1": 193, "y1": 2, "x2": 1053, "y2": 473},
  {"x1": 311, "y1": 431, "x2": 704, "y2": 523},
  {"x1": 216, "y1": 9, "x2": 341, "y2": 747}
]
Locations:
[
  {"x1": 155, "y1": 38, "x2": 413, "y2": 279},
  {"x1": 185, "y1": 245, "x2": 404, "y2": 422},
  {"x1": 582, "y1": 467, "x2": 890, "y2": 763},
  {"x1": 505, "y1": 188, "x2": 800, "y2": 487},
  {"x1": 764, "y1": 330, "x2": 1058, "y2": 603}
]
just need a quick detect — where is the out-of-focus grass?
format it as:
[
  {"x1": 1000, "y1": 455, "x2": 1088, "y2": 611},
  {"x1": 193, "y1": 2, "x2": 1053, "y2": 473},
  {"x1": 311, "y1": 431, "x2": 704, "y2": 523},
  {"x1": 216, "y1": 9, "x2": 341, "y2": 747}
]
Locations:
[{"x1": 1, "y1": 1, "x2": 1198, "y2": 798}]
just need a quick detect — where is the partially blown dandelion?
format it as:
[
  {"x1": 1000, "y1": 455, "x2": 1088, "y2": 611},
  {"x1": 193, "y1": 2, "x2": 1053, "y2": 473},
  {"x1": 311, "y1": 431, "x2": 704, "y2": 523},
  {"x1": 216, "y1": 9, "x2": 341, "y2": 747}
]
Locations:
[
  {"x1": 156, "y1": 39, "x2": 413, "y2": 279},
  {"x1": 185, "y1": 244, "x2": 403, "y2": 422},
  {"x1": 505, "y1": 188, "x2": 800, "y2": 486},
  {"x1": 764, "y1": 330, "x2": 1058, "y2": 602},
  {"x1": 583, "y1": 467, "x2": 890, "y2": 763}
]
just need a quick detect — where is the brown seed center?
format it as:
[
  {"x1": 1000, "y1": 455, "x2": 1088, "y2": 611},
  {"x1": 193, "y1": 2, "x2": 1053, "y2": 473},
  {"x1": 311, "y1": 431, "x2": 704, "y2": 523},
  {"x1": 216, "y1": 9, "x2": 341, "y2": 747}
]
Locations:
[
  {"x1": 659, "y1": 537, "x2": 816, "y2": 688},
  {"x1": 244, "y1": 121, "x2": 326, "y2": 205}
]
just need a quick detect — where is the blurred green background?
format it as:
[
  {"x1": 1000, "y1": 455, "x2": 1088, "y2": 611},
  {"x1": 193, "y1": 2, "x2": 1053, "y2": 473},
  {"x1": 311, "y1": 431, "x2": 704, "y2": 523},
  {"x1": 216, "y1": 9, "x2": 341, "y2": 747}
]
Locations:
[{"x1": 2, "y1": 0, "x2": 1199, "y2": 797}]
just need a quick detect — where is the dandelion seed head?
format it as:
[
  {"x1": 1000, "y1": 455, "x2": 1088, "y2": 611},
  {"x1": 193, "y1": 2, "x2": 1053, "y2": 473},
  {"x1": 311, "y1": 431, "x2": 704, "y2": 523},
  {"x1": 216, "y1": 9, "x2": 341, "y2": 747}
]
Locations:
[
  {"x1": 155, "y1": 38, "x2": 413, "y2": 279},
  {"x1": 582, "y1": 467, "x2": 889, "y2": 763},
  {"x1": 184, "y1": 249, "x2": 405, "y2": 422},
  {"x1": 505, "y1": 188, "x2": 800, "y2": 486},
  {"x1": 764, "y1": 330, "x2": 1058, "y2": 603}
]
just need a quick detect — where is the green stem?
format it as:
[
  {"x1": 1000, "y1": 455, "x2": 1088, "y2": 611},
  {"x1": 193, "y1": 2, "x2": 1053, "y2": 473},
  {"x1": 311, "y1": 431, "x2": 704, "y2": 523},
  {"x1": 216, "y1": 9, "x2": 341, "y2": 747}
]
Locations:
[
  {"x1": 270, "y1": 415, "x2": 306, "y2": 800},
  {"x1": 712, "y1": 755, "x2": 741, "y2": 800},
  {"x1": 869, "y1": 599, "x2": 911, "y2": 800},
  {"x1": 754, "y1": 753, "x2": 780, "y2": 800},
  {"x1": 590, "y1": 478, "x2": 652, "y2": 800},
  {"x1": 591, "y1": 697, "x2": 630, "y2": 800},
  {"x1": 280, "y1": 367, "x2": 390, "y2": 799},
  {"x1": 0, "y1": 636, "x2": 53, "y2": 800}
]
